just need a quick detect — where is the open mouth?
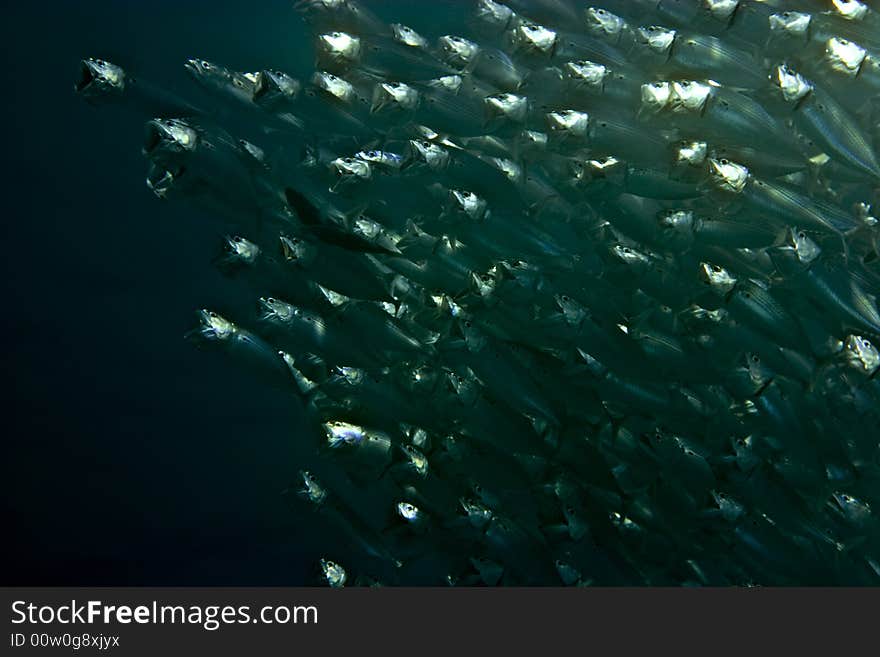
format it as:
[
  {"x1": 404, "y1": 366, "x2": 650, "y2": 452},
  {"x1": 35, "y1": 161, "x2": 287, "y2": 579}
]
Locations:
[
  {"x1": 75, "y1": 61, "x2": 95, "y2": 93},
  {"x1": 279, "y1": 236, "x2": 299, "y2": 262},
  {"x1": 253, "y1": 71, "x2": 271, "y2": 102},
  {"x1": 146, "y1": 163, "x2": 183, "y2": 198},
  {"x1": 143, "y1": 122, "x2": 165, "y2": 154},
  {"x1": 258, "y1": 297, "x2": 284, "y2": 321},
  {"x1": 183, "y1": 58, "x2": 202, "y2": 79}
]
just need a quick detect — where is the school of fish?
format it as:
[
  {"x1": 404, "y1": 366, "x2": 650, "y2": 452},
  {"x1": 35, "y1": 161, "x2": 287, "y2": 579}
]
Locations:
[{"x1": 75, "y1": 0, "x2": 880, "y2": 585}]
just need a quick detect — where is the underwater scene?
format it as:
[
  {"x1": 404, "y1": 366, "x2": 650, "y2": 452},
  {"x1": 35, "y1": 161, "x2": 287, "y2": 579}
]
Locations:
[{"x1": 22, "y1": 0, "x2": 880, "y2": 585}]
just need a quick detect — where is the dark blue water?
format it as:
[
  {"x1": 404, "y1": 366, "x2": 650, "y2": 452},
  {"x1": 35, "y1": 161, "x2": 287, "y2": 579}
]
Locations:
[
  {"x1": 4, "y1": 0, "x2": 469, "y2": 587},
  {"x1": 1, "y1": 1, "x2": 333, "y2": 585},
  {"x1": 2, "y1": 0, "x2": 473, "y2": 586}
]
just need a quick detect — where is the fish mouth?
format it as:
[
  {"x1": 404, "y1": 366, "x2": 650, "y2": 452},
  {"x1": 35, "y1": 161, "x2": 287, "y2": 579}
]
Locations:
[
  {"x1": 278, "y1": 235, "x2": 299, "y2": 262},
  {"x1": 195, "y1": 308, "x2": 214, "y2": 327},
  {"x1": 145, "y1": 163, "x2": 181, "y2": 198},
  {"x1": 183, "y1": 58, "x2": 203, "y2": 79},
  {"x1": 75, "y1": 60, "x2": 95, "y2": 93},
  {"x1": 253, "y1": 71, "x2": 271, "y2": 102},
  {"x1": 257, "y1": 296, "x2": 285, "y2": 321},
  {"x1": 186, "y1": 309, "x2": 220, "y2": 342},
  {"x1": 143, "y1": 118, "x2": 196, "y2": 158},
  {"x1": 143, "y1": 121, "x2": 165, "y2": 154}
]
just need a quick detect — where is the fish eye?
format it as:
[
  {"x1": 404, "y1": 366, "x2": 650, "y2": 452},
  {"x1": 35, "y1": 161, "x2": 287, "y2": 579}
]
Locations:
[
  {"x1": 751, "y1": 355, "x2": 760, "y2": 363},
  {"x1": 201, "y1": 60, "x2": 211, "y2": 68},
  {"x1": 597, "y1": 8, "x2": 606, "y2": 15},
  {"x1": 712, "y1": 264, "x2": 722, "y2": 272},
  {"x1": 209, "y1": 311, "x2": 217, "y2": 318},
  {"x1": 233, "y1": 236, "x2": 241, "y2": 242},
  {"x1": 267, "y1": 297, "x2": 276, "y2": 304},
  {"x1": 719, "y1": 158, "x2": 729, "y2": 165},
  {"x1": 561, "y1": 295, "x2": 569, "y2": 302}
]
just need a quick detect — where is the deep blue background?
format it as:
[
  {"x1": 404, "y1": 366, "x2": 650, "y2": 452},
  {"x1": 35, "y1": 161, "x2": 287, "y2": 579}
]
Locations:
[
  {"x1": 3, "y1": 0, "x2": 466, "y2": 587},
  {"x1": 1, "y1": 0, "x2": 469, "y2": 586},
  {"x1": 0, "y1": 1, "x2": 337, "y2": 584}
]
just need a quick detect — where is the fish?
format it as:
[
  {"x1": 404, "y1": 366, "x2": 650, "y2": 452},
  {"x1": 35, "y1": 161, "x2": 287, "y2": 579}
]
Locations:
[
  {"x1": 770, "y1": 63, "x2": 880, "y2": 179},
  {"x1": 77, "y1": 0, "x2": 880, "y2": 586},
  {"x1": 185, "y1": 59, "x2": 305, "y2": 130},
  {"x1": 787, "y1": 255, "x2": 880, "y2": 337},
  {"x1": 253, "y1": 69, "x2": 303, "y2": 112},
  {"x1": 667, "y1": 33, "x2": 766, "y2": 88},
  {"x1": 186, "y1": 309, "x2": 293, "y2": 388},
  {"x1": 664, "y1": 80, "x2": 801, "y2": 156},
  {"x1": 142, "y1": 117, "x2": 280, "y2": 222},
  {"x1": 277, "y1": 234, "x2": 395, "y2": 301},
  {"x1": 706, "y1": 157, "x2": 860, "y2": 239},
  {"x1": 319, "y1": 558, "x2": 348, "y2": 587},
  {"x1": 75, "y1": 58, "x2": 200, "y2": 117},
  {"x1": 184, "y1": 59, "x2": 257, "y2": 108}
]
